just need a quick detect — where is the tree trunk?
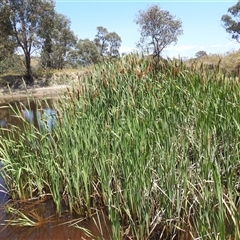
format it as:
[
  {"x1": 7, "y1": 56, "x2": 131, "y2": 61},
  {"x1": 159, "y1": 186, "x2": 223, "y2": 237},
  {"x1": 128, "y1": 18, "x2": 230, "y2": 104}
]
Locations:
[{"x1": 25, "y1": 52, "x2": 34, "y2": 85}]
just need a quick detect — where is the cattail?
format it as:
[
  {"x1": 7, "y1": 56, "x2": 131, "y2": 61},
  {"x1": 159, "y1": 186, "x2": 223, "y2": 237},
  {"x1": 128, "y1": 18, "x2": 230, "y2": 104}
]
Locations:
[
  {"x1": 91, "y1": 90, "x2": 98, "y2": 99},
  {"x1": 56, "y1": 110, "x2": 62, "y2": 125},
  {"x1": 77, "y1": 89, "x2": 80, "y2": 100},
  {"x1": 21, "y1": 109, "x2": 25, "y2": 119},
  {"x1": 145, "y1": 83, "x2": 149, "y2": 93},
  {"x1": 111, "y1": 80, "x2": 116, "y2": 91},
  {"x1": 174, "y1": 63, "x2": 179, "y2": 77},
  {"x1": 82, "y1": 85, "x2": 85, "y2": 94},
  {"x1": 72, "y1": 106, "x2": 75, "y2": 117},
  {"x1": 127, "y1": 85, "x2": 132, "y2": 95},
  {"x1": 101, "y1": 69, "x2": 108, "y2": 88},
  {"x1": 131, "y1": 57, "x2": 136, "y2": 69},
  {"x1": 83, "y1": 102, "x2": 86, "y2": 112},
  {"x1": 133, "y1": 86, "x2": 138, "y2": 97},
  {"x1": 70, "y1": 92, "x2": 75, "y2": 104},
  {"x1": 101, "y1": 69, "x2": 105, "y2": 78},
  {"x1": 103, "y1": 78, "x2": 108, "y2": 88},
  {"x1": 190, "y1": 63, "x2": 194, "y2": 72},
  {"x1": 147, "y1": 62, "x2": 153, "y2": 74},
  {"x1": 200, "y1": 62, "x2": 203, "y2": 72},
  {"x1": 118, "y1": 63, "x2": 122, "y2": 72},
  {"x1": 39, "y1": 108, "x2": 44, "y2": 120},
  {"x1": 119, "y1": 68, "x2": 125, "y2": 74},
  {"x1": 66, "y1": 87, "x2": 75, "y2": 104},
  {"x1": 135, "y1": 69, "x2": 141, "y2": 80},
  {"x1": 207, "y1": 133, "x2": 211, "y2": 149},
  {"x1": 201, "y1": 73, "x2": 205, "y2": 92},
  {"x1": 154, "y1": 95, "x2": 158, "y2": 106},
  {"x1": 115, "y1": 109, "x2": 119, "y2": 120},
  {"x1": 172, "y1": 64, "x2": 179, "y2": 78}
]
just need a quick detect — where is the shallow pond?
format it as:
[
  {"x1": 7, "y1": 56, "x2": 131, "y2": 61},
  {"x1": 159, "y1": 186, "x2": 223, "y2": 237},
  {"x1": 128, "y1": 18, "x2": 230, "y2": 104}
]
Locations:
[
  {"x1": 0, "y1": 99, "x2": 57, "y2": 131},
  {"x1": 0, "y1": 99, "x2": 112, "y2": 239}
]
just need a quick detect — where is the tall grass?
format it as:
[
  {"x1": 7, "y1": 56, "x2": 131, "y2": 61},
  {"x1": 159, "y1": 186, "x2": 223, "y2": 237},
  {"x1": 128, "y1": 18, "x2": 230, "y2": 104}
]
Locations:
[{"x1": 1, "y1": 55, "x2": 240, "y2": 239}]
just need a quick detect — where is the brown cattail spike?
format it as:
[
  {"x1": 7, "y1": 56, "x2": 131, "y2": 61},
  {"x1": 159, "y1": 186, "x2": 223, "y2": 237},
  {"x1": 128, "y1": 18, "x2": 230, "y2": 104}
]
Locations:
[
  {"x1": 77, "y1": 89, "x2": 80, "y2": 100},
  {"x1": 201, "y1": 73, "x2": 205, "y2": 92},
  {"x1": 56, "y1": 110, "x2": 62, "y2": 125},
  {"x1": 91, "y1": 90, "x2": 98, "y2": 99}
]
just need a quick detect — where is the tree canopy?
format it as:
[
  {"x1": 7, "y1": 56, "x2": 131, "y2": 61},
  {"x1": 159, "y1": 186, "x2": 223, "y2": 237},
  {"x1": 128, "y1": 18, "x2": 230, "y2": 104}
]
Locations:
[
  {"x1": 221, "y1": 1, "x2": 240, "y2": 43},
  {"x1": 77, "y1": 39, "x2": 100, "y2": 65},
  {"x1": 0, "y1": 0, "x2": 55, "y2": 84},
  {"x1": 94, "y1": 26, "x2": 122, "y2": 58},
  {"x1": 94, "y1": 26, "x2": 109, "y2": 57},
  {"x1": 195, "y1": 50, "x2": 207, "y2": 58},
  {"x1": 0, "y1": 4, "x2": 16, "y2": 61},
  {"x1": 0, "y1": 2, "x2": 125, "y2": 83},
  {"x1": 107, "y1": 32, "x2": 122, "y2": 57},
  {"x1": 134, "y1": 4, "x2": 183, "y2": 62},
  {"x1": 40, "y1": 13, "x2": 77, "y2": 70}
]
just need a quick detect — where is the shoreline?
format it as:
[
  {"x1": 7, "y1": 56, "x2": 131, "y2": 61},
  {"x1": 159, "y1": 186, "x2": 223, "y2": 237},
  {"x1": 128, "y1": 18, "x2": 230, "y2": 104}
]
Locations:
[
  {"x1": 0, "y1": 68, "x2": 91, "y2": 104},
  {"x1": 0, "y1": 84, "x2": 70, "y2": 104},
  {"x1": 0, "y1": 84, "x2": 77, "y2": 105}
]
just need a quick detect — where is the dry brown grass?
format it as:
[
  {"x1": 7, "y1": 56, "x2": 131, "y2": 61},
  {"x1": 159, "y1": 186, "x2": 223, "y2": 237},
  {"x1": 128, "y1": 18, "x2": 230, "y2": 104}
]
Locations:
[{"x1": 186, "y1": 49, "x2": 240, "y2": 78}]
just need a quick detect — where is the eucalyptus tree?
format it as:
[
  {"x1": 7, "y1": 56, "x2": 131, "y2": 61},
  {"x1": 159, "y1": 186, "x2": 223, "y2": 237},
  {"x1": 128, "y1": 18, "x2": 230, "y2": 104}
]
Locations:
[
  {"x1": 0, "y1": 4, "x2": 16, "y2": 61},
  {"x1": 221, "y1": 1, "x2": 240, "y2": 43},
  {"x1": 74, "y1": 39, "x2": 100, "y2": 65},
  {"x1": 106, "y1": 32, "x2": 122, "y2": 57},
  {"x1": 94, "y1": 26, "x2": 122, "y2": 58},
  {"x1": 94, "y1": 26, "x2": 109, "y2": 57},
  {"x1": 195, "y1": 50, "x2": 207, "y2": 58},
  {"x1": 0, "y1": 0, "x2": 55, "y2": 84},
  {"x1": 40, "y1": 13, "x2": 77, "y2": 70},
  {"x1": 134, "y1": 4, "x2": 183, "y2": 63}
]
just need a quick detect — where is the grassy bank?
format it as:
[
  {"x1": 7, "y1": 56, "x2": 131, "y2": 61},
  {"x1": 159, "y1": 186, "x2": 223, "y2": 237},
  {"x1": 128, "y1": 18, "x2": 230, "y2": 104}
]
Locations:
[{"x1": 1, "y1": 55, "x2": 240, "y2": 239}]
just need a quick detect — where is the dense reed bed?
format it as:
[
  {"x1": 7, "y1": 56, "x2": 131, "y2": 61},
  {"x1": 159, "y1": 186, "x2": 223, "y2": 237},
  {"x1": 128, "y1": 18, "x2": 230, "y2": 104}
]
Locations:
[{"x1": 1, "y1": 55, "x2": 240, "y2": 239}]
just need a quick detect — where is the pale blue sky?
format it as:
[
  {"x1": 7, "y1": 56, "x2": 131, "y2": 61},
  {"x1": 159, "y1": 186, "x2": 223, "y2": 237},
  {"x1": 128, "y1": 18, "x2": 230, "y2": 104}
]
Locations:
[{"x1": 55, "y1": 0, "x2": 240, "y2": 58}]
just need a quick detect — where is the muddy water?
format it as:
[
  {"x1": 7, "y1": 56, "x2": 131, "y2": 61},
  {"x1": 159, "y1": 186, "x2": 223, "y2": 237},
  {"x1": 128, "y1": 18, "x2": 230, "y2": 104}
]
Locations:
[
  {"x1": 0, "y1": 99, "x2": 112, "y2": 240},
  {"x1": 0, "y1": 206, "x2": 111, "y2": 240},
  {"x1": 0, "y1": 199, "x2": 111, "y2": 240},
  {"x1": 0, "y1": 99, "x2": 56, "y2": 131}
]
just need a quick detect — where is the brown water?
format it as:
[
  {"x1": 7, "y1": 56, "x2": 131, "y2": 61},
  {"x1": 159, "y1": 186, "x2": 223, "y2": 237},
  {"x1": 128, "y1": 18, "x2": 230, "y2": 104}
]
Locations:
[
  {"x1": 0, "y1": 99, "x2": 55, "y2": 130},
  {"x1": 0, "y1": 99, "x2": 112, "y2": 240},
  {"x1": 0, "y1": 198, "x2": 111, "y2": 240}
]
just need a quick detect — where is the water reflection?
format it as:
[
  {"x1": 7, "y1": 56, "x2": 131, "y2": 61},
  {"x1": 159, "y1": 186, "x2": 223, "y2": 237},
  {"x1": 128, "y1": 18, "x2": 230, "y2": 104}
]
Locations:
[
  {"x1": 21, "y1": 108, "x2": 57, "y2": 132},
  {"x1": 0, "y1": 178, "x2": 7, "y2": 205},
  {"x1": 0, "y1": 119, "x2": 6, "y2": 128},
  {"x1": 0, "y1": 100, "x2": 57, "y2": 132}
]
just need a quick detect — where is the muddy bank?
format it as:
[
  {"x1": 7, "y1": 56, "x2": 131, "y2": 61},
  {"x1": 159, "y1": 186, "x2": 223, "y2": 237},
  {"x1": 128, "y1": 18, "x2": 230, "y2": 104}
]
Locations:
[
  {"x1": 0, "y1": 69, "x2": 91, "y2": 104},
  {"x1": 0, "y1": 84, "x2": 69, "y2": 104}
]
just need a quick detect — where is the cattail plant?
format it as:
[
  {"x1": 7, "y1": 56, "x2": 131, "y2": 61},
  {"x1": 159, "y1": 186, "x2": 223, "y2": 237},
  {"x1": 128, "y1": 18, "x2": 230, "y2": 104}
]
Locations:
[{"x1": 1, "y1": 55, "x2": 240, "y2": 239}]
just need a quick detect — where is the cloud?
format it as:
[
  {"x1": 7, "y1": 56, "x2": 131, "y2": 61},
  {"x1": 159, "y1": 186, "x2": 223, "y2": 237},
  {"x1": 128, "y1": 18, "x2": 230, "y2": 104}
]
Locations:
[
  {"x1": 210, "y1": 40, "x2": 239, "y2": 49},
  {"x1": 119, "y1": 46, "x2": 137, "y2": 54},
  {"x1": 120, "y1": 40, "x2": 240, "y2": 59},
  {"x1": 166, "y1": 45, "x2": 199, "y2": 51},
  {"x1": 163, "y1": 44, "x2": 202, "y2": 58},
  {"x1": 164, "y1": 40, "x2": 240, "y2": 58},
  {"x1": 210, "y1": 44, "x2": 223, "y2": 48}
]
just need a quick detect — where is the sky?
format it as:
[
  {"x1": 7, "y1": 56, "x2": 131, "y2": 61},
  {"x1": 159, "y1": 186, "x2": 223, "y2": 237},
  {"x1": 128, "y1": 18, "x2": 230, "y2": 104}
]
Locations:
[{"x1": 55, "y1": 0, "x2": 240, "y2": 59}]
